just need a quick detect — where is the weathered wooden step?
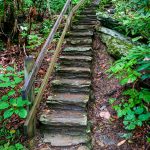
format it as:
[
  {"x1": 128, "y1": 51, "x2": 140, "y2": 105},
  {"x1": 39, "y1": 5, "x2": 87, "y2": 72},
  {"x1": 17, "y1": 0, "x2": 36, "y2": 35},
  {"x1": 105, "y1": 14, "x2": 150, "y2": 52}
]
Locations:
[
  {"x1": 72, "y1": 25, "x2": 95, "y2": 30},
  {"x1": 56, "y1": 66, "x2": 91, "y2": 78},
  {"x1": 47, "y1": 93, "x2": 89, "y2": 107},
  {"x1": 40, "y1": 109, "x2": 87, "y2": 127},
  {"x1": 42, "y1": 131, "x2": 90, "y2": 147},
  {"x1": 62, "y1": 47, "x2": 92, "y2": 56},
  {"x1": 67, "y1": 31, "x2": 93, "y2": 37},
  {"x1": 59, "y1": 55, "x2": 92, "y2": 67},
  {"x1": 76, "y1": 15, "x2": 97, "y2": 20},
  {"x1": 52, "y1": 78, "x2": 91, "y2": 93},
  {"x1": 66, "y1": 38, "x2": 92, "y2": 46}
]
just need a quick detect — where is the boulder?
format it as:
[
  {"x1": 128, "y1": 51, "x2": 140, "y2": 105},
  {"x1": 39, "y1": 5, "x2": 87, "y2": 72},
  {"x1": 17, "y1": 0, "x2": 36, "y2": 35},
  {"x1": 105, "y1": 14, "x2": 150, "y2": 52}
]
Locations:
[
  {"x1": 97, "y1": 26, "x2": 134, "y2": 58},
  {"x1": 97, "y1": 11, "x2": 120, "y2": 29}
]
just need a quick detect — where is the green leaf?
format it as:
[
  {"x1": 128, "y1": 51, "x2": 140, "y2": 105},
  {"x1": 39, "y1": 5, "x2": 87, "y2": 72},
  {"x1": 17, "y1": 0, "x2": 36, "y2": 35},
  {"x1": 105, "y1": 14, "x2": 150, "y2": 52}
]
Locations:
[
  {"x1": 138, "y1": 113, "x2": 150, "y2": 121},
  {"x1": 18, "y1": 108, "x2": 27, "y2": 118},
  {"x1": 6, "y1": 66, "x2": 14, "y2": 71},
  {"x1": 132, "y1": 36, "x2": 143, "y2": 42},
  {"x1": 1, "y1": 95, "x2": 8, "y2": 101},
  {"x1": 109, "y1": 98, "x2": 116, "y2": 104},
  {"x1": 10, "y1": 99, "x2": 17, "y2": 106},
  {"x1": 124, "y1": 113, "x2": 135, "y2": 121},
  {"x1": 134, "y1": 106, "x2": 144, "y2": 114},
  {"x1": 0, "y1": 102, "x2": 9, "y2": 110},
  {"x1": 7, "y1": 90, "x2": 16, "y2": 96},
  {"x1": 125, "y1": 123, "x2": 136, "y2": 130},
  {"x1": 14, "y1": 77, "x2": 22, "y2": 84},
  {"x1": 136, "y1": 120, "x2": 142, "y2": 126},
  {"x1": 4, "y1": 108, "x2": 14, "y2": 119},
  {"x1": 139, "y1": 89, "x2": 150, "y2": 103},
  {"x1": 15, "y1": 143, "x2": 24, "y2": 149}
]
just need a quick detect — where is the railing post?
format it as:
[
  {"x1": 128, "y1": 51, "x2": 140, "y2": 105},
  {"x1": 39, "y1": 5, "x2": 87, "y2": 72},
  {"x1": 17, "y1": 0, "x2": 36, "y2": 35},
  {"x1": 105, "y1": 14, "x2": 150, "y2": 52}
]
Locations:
[
  {"x1": 24, "y1": 55, "x2": 35, "y2": 105},
  {"x1": 23, "y1": 55, "x2": 36, "y2": 137},
  {"x1": 68, "y1": 0, "x2": 73, "y2": 30}
]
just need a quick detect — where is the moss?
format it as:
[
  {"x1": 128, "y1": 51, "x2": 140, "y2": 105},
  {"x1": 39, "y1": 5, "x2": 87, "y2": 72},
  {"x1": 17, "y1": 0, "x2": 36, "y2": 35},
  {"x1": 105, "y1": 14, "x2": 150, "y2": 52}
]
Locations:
[{"x1": 99, "y1": 33, "x2": 133, "y2": 59}]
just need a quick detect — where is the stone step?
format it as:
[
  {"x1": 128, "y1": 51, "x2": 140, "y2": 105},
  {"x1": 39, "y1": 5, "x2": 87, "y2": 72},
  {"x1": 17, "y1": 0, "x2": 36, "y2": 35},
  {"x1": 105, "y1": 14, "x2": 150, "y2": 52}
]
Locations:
[
  {"x1": 74, "y1": 20, "x2": 97, "y2": 25},
  {"x1": 59, "y1": 55, "x2": 92, "y2": 67},
  {"x1": 66, "y1": 31, "x2": 93, "y2": 37},
  {"x1": 82, "y1": 10, "x2": 96, "y2": 15},
  {"x1": 47, "y1": 93, "x2": 89, "y2": 108},
  {"x1": 77, "y1": 17, "x2": 97, "y2": 22},
  {"x1": 40, "y1": 109, "x2": 87, "y2": 127},
  {"x1": 62, "y1": 46, "x2": 92, "y2": 56},
  {"x1": 77, "y1": 15, "x2": 97, "y2": 20},
  {"x1": 42, "y1": 131, "x2": 90, "y2": 147},
  {"x1": 72, "y1": 25, "x2": 95, "y2": 30},
  {"x1": 51, "y1": 78, "x2": 91, "y2": 93},
  {"x1": 66, "y1": 38, "x2": 92, "y2": 46},
  {"x1": 56, "y1": 66, "x2": 91, "y2": 78}
]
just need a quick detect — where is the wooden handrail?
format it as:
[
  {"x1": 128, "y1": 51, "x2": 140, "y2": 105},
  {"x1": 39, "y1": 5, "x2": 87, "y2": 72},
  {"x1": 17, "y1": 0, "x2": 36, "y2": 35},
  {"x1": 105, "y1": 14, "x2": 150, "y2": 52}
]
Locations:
[
  {"x1": 22, "y1": 0, "x2": 71, "y2": 99},
  {"x1": 23, "y1": 0, "x2": 86, "y2": 137}
]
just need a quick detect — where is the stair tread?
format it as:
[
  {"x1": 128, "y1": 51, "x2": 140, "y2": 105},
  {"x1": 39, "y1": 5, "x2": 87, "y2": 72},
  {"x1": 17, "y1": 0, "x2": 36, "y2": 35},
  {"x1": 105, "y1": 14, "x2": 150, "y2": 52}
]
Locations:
[
  {"x1": 52, "y1": 78, "x2": 91, "y2": 87},
  {"x1": 40, "y1": 109, "x2": 87, "y2": 126},
  {"x1": 47, "y1": 93, "x2": 89, "y2": 105},
  {"x1": 72, "y1": 25, "x2": 95, "y2": 30},
  {"x1": 60, "y1": 55, "x2": 92, "y2": 61},
  {"x1": 57, "y1": 66, "x2": 91, "y2": 72},
  {"x1": 63, "y1": 46, "x2": 92, "y2": 52},
  {"x1": 67, "y1": 31, "x2": 93, "y2": 36},
  {"x1": 42, "y1": 131, "x2": 90, "y2": 146}
]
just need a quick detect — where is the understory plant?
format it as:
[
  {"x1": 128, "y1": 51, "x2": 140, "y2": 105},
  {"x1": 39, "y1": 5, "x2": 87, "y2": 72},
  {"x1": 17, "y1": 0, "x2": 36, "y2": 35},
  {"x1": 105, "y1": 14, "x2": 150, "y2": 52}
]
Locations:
[
  {"x1": 108, "y1": 45, "x2": 150, "y2": 130},
  {"x1": 0, "y1": 65, "x2": 30, "y2": 144}
]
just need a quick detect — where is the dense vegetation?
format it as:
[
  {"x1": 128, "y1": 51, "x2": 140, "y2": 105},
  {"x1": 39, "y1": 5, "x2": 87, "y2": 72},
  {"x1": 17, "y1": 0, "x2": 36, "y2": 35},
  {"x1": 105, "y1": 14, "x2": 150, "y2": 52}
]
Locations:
[{"x1": 100, "y1": 0, "x2": 150, "y2": 141}]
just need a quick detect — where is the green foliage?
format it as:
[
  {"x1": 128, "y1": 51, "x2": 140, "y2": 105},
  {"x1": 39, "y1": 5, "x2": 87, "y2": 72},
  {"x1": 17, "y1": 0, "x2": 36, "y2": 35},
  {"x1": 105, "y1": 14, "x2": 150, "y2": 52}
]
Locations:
[
  {"x1": 27, "y1": 34, "x2": 44, "y2": 49},
  {"x1": 109, "y1": 45, "x2": 150, "y2": 84},
  {"x1": 112, "y1": 0, "x2": 150, "y2": 42},
  {"x1": 108, "y1": 45, "x2": 150, "y2": 130},
  {"x1": 0, "y1": 142, "x2": 25, "y2": 150},
  {"x1": 111, "y1": 88, "x2": 150, "y2": 130},
  {"x1": 0, "y1": 65, "x2": 30, "y2": 144}
]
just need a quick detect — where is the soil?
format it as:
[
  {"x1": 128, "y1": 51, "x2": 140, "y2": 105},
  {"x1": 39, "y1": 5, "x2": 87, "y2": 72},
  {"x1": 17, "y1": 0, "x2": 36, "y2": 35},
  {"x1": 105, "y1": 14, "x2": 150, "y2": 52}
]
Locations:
[{"x1": 89, "y1": 34, "x2": 150, "y2": 150}]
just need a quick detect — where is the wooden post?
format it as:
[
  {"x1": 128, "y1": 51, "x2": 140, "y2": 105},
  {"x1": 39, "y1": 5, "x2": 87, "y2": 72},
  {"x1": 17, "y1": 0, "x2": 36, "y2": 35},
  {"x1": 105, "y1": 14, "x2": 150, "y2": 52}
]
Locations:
[
  {"x1": 23, "y1": 55, "x2": 36, "y2": 137},
  {"x1": 68, "y1": 1, "x2": 73, "y2": 30},
  {"x1": 24, "y1": 55, "x2": 35, "y2": 104}
]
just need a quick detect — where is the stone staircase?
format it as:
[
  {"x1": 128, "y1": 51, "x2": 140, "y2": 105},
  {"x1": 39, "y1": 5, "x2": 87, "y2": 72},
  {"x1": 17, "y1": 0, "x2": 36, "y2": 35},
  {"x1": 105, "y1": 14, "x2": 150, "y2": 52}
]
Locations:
[{"x1": 39, "y1": 3, "x2": 98, "y2": 149}]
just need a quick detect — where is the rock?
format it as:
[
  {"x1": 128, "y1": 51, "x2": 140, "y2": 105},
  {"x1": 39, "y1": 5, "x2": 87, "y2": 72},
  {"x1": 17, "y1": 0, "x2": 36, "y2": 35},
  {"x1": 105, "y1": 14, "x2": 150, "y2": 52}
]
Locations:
[
  {"x1": 52, "y1": 78, "x2": 91, "y2": 93},
  {"x1": 62, "y1": 46, "x2": 92, "y2": 56},
  {"x1": 43, "y1": 131, "x2": 90, "y2": 146},
  {"x1": 67, "y1": 31, "x2": 93, "y2": 37},
  {"x1": 47, "y1": 93, "x2": 89, "y2": 107},
  {"x1": 77, "y1": 145, "x2": 90, "y2": 150},
  {"x1": 66, "y1": 38, "x2": 92, "y2": 46},
  {"x1": 97, "y1": 26, "x2": 134, "y2": 58},
  {"x1": 59, "y1": 55, "x2": 92, "y2": 67},
  {"x1": 98, "y1": 135, "x2": 116, "y2": 146},
  {"x1": 40, "y1": 109, "x2": 87, "y2": 127},
  {"x1": 97, "y1": 11, "x2": 119, "y2": 29},
  {"x1": 99, "y1": 111, "x2": 111, "y2": 120}
]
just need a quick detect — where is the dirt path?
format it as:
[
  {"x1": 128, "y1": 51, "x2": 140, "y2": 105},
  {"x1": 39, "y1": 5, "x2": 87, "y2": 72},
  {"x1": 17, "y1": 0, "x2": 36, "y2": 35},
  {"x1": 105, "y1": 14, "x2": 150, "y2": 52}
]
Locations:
[{"x1": 89, "y1": 34, "x2": 148, "y2": 150}]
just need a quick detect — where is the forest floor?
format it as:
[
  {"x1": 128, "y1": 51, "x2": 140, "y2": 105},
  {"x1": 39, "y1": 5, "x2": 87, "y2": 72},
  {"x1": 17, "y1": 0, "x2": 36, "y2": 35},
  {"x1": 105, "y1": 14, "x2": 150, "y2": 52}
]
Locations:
[{"x1": 89, "y1": 34, "x2": 149, "y2": 150}]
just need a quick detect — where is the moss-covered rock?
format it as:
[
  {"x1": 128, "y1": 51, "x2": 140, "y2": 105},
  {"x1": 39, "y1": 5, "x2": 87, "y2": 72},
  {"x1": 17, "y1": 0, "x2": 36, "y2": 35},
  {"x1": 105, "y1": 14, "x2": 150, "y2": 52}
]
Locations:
[{"x1": 97, "y1": 26, "x2": 134, "y2": 58}]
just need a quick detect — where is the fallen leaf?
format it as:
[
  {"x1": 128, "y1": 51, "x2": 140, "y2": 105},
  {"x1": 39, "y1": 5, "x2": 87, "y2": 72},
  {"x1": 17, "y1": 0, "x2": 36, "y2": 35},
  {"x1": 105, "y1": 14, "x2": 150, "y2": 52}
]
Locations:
[
  {"x1": 100, "y1": 111, "x2": 111, "y2": 119},
  {"x1": 117, "y1": 140, "x2": 126, "y2": 146}
]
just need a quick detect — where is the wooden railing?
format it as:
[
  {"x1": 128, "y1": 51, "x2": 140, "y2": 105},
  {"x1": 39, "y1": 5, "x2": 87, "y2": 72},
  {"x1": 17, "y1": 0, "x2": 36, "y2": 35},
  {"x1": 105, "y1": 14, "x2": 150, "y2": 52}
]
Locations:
[{"x1": 22, "y1": 0, "x2": 86, "y2": 137}]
